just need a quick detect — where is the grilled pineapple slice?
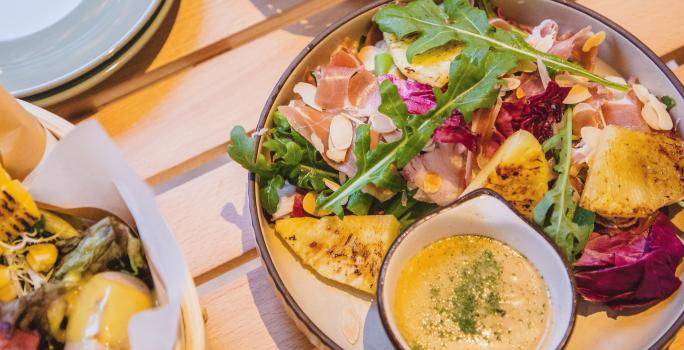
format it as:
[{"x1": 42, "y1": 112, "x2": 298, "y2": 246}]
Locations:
[
  {"x1": 462, "y1": 130, "x2": 550, "y2": 219},
  {"x1": 0, "y1": 164, "x2": 40, "y2": 241},
  {"x1": 274, "y1": 215, "x2": 400, "y2": 294},
  {"x1": 580, "y1": 126, "x2": 684, "y2": 218}
]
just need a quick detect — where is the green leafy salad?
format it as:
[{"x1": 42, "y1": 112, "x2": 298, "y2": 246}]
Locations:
[{"x1": 229, "y1": 0, "x2": 684, "y2": 310}]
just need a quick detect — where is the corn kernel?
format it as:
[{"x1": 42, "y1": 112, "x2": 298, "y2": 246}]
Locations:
[
  {"x1": 582, "y1": 31, "x2": 606, "y2": 53},
  {"x1": 303, "y1": 192, "x2": 331, "y2": 217},
  {"x1": 0, "y1": 265, "x2": 11, "y2": 287},
  {"x1": 423, "y1": 173, "x2": 442, "y2": 194},
  {"x1": 27, "y1": 243, "x2": 58, "y2": 273}
]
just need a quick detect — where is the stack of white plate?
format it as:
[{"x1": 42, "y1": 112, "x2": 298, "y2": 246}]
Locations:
[{"x1": 0, "y1": 0, "x2": 174, "y2": 106}]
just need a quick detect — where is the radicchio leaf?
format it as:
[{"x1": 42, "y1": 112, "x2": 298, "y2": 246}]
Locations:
[
  {"x1": 379, "y1": 75, "x2": 436, "y2": 115},
  {"x1": 432, "y1": 113, "x2": 478, "y2": 152},
  {"x1": 496, "y1": 81, "x2": 570, "y2": 142},
  {"x1": 574, "y1": 213, "x2": 684, "y2": 310}
]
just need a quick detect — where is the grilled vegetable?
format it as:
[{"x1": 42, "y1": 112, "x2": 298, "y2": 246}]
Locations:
[
  {"x1": 462, "y1": 130, "x2": 550, "y2": 219},
  {"x1": 0, "y1": 179, "x2": 40, "y2": 242},
  {"x1": 384, "y1": 32, "x2": 462, "y2": 87},
  {"x1": 580, "y1": 126, "x2": 684, "y2": 218},
  {"x1": 42, "y1": 210, "x2": 80, "y2": 239},
  {"x1": 275, "y1": 215, "x2": 401, "y2": 293}
]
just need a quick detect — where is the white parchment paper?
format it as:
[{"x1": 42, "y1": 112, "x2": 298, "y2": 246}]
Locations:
[{"x1": 23, "y1": 120, "x2": 186, "y2": 350}]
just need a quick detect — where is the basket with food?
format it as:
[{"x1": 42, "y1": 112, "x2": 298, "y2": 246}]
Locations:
[{"x1": 0, "y1": 88, "x2": 204, "y2": 350}]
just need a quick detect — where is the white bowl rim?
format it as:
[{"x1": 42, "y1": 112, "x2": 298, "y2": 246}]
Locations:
[
  {"x1": 375, "y1": 188, "x2": 577, "y2": 350},
  {"x1": 247, "y1": 1, "x2": 684, "y2": 349}
]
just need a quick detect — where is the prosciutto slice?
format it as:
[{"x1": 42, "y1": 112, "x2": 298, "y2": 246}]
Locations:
[
  {"x1": 601, "y1": 92, "x2": 651, "y2": 132},
  {"x1": 401, "y1": 143, "x2": 468, "y2": 206},
  {"x1": 549, "y1": 26, "x2": 593, "y2": 60},
  {"x1": 278, "y1": 101, "x2": 358, "y2": 176},
  {"x1": 314, "y1": 49, "x2": 363, "y2": 110},
  {"x1": 348, "y1": 69, "x2": 380, "y2": 115}
]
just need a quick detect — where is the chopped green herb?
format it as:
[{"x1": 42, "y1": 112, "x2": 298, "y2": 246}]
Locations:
[{"x1": 661, "y1": 95, "x2": 677, "y2": 111}]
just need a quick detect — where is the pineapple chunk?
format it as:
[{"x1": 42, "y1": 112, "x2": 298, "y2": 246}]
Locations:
[
  {"x1": 462, "y1": 130, "x2": 550, "y2": 219},
  {"x1": 580, "y1": 126, "x2": 684, "y2": 218},
  {"x1": 0, "y1": 162, "x2": 40, "y2": 240},
  {"x1": 274, "y1": 215, "x2": 400, "y2": 294}
]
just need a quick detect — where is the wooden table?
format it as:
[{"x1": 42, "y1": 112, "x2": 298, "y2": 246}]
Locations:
[{"x1": 45, "y1": 0, "x2": 684, "y2": 348}]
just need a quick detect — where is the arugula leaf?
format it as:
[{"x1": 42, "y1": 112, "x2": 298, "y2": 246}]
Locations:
[
  {"x1": 229, "y1": 113, "x2": 338, "y2": 213},
  {"x1": 319, "y1": 47, "x2": 516, "y2": 212},
  {"x1": 533, "y1": 108, "x2": 595, "y2": 261},
  {"x1": 228, "y1": 126, "x2": 274, "y2": 178},
  {"x1": 474, "y1": 0, "x2": 495, "y2": 18},
  {"x1": 347, "y1": 192, "x2": 376, "y2": 215},
  {"x1": 374, "y1": 0, "x2": 629, "y2": 91},
  {"x1": 384, "y1": 192, "x2": 438, "y2": 229},
  {"x1": 260, "y1": 175, "x2": 284, "y2": 215}
]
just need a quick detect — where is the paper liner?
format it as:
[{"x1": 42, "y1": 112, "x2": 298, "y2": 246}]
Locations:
[{"x1": 0, "y1": 86, "x2": 46, "y2": 180}]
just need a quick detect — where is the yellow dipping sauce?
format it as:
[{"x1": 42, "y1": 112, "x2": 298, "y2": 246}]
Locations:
[{"x1": 394, "y1": 235, "x2": 550, "y2": 350}]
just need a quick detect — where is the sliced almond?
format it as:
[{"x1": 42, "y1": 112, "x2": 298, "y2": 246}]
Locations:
[
  {"x1": 369, "y1": 113, "x2": 396, "y2": 133},
  {"x1": 329, "y1": 115, "x2": 353, "y2": 150},
  {"x1": 535, "y1": 35, "x2": 555, "y2": 53},
  {"x1": 324, "y1": 178, "x2": 341, "y2": 191},
  {"x1": 573, "y1": 102, "x2": 596, "y2": 118},
  {"x1": 358, "y1": 45, "x2": 380, "y2": 72},
  {"x1": 605, "y1": 76, "x2": 628, "y2": 98},
  {"x1": 563, "y1": 85, "x2": 592, "y2": 105},
  {"x1": 555, "y1": 74, "x2": 590, "y2": 88},
  {"x1": 643, "y1": 96, "x2": 674, "y2": 130},
  {"x1": 310, "y1": 133, "x2": 325, "y2": 154},
  {"x1": 631, "y1": 83, "x2": 651, "y2": 104},
  {"x1": 500, "y1": 77, "x2": 521, "y2": 92},
  {"x1": 582, "y1": 31, "x2": 606, "y2": 53},
  {"x1": 326, "y1": 147, "x2": 347, "y2": 163},
  {"x1": 383, "y1": 129, "x2": 403, "y2": 143},
  {"x1": 293, "y1": 82, "x2": 321, "y2": 111}
]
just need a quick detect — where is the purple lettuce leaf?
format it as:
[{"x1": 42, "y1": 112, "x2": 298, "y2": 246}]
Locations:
[
  {"x1": 379, "y1": 75, "x2": 436, "y2": 115},
  {"x1": 574, "y1": 213, "x2": 684, "y2": 310}
]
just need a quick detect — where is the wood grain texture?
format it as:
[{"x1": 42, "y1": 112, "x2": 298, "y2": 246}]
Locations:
[
  {"x1": 93, "y1": 0, "x2": 370, "y2": 180},
  {"x1": 577, "y1": 0, "x2": 684, "y2": 57},
  {"x1": 200, "y1": 265, "x2": 310, "y2": 349},
  {"x1": 157, "y1": 159, "x2": 254, "y2": 279}
]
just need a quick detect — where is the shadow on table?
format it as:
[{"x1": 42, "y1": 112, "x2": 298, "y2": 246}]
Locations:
[{"x1": 250, "y1": 0, "x2": 370, "y2": 37}]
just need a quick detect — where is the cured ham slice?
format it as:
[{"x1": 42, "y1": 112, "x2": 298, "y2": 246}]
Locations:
[
  {"x1": 279, "y1": 100, "x2": 333, "y2": 154},
  {"x1": 549, "y1": 27, "x2": 593, "y2": 59},
  {"x1": 601, "y1": 92, "x2": 651, "y2": 132},
  {"x1": 314, "y1": 49, "x2": 362, "y2": 110},
  {"x1": 278, "y1": 101, "x2": 358, "y2": 176},
  {"x1": 348, "y1": 69, "x2": 380, "y2": 115},
  {"x1": 401, "y1": 143, "x2": 467, "y2": 206}
]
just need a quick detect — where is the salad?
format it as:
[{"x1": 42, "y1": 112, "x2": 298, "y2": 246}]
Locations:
[
  {"x1": 230, "y1": 0, "x2": 684, "y2": 310},
  {"x1": 0, "y1": 164, "x2": 154, "y2": 349}
]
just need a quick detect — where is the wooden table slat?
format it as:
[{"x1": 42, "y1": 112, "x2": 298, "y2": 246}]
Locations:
[
  {"x1": 577, "y1": 0, "x2": 684, "y2": 57},
  {"x1": 201, "y1": 266, "x2": 310, "y2": 349},
  {"x1": 93, "y1": 0, "x2": 370, "y2": 180}
]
